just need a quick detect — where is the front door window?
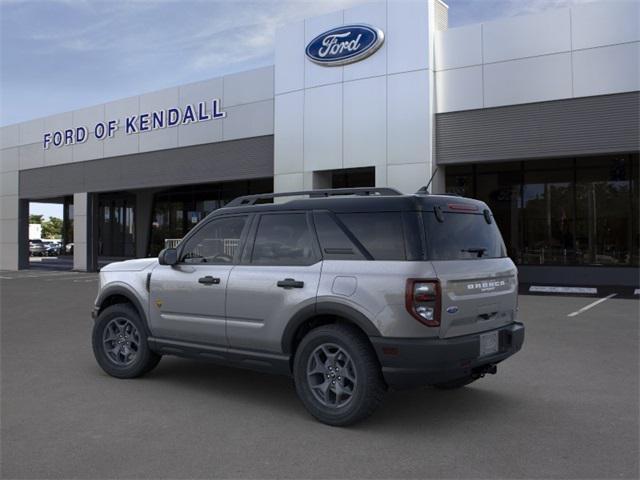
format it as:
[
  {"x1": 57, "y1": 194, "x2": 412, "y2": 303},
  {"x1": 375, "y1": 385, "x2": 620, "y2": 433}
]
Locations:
[{"x1": 180, "y1": 216, "x2": 247, "y2": 264}]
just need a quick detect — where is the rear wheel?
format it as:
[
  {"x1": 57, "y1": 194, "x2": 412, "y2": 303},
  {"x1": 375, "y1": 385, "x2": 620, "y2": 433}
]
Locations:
[
  {"x1": 293, "y1": 324, "x2": 386, "y2": 426},
  {"x1": 92, "y1": 304, "x2": 161, "y2": 378}
]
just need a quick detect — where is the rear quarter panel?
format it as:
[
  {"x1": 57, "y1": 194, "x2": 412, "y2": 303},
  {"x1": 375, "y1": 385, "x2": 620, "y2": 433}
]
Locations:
[{"x1": 319, "y1": 260, "x2": 441, "y2": 338}]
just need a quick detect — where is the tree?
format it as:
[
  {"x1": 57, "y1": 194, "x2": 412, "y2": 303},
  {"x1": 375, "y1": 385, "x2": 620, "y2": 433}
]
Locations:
[
  {"x1": 29, "y1": 214, "x2": 44, "y2": 224},
  {"x1": 41, "y1": 217, "x2": 63, "y2": 239}
]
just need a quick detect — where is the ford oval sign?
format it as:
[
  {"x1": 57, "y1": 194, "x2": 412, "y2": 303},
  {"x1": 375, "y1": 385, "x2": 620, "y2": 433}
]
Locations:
[{"x1": 306, "y1": 24, "x2": 384, "y2": 66}]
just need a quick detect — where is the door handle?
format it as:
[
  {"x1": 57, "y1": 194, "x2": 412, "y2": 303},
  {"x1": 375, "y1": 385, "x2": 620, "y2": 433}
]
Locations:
[
  {"x1": 198, "y1": 276, "x2": 220, "y2": 285},
  {"x1": 277, "y1": 278, "x2": 304, "y2": 289}
]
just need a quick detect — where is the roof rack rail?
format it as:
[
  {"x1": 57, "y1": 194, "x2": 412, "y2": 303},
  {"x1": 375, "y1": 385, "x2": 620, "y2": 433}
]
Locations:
[{"x1": 226, "y1": 187, "x2": 402, "y2": 207}]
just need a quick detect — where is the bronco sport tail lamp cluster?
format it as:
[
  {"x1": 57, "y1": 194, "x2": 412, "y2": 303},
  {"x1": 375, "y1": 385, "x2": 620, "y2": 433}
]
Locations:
[{"x1": 405, "y1": 279, "x2": 441, "y2": 327}]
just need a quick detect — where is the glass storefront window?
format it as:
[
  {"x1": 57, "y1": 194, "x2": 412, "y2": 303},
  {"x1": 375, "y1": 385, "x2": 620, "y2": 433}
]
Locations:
[
  {"x1": 522, "y1": 168, "x2": 574, "y2": 265},
  {"x1": 632, "y1": 154, "x2": 639, "y2": 266},
  {"x1": 444, "y1": 154, "x2": 639, "y2": 267},
  {"x1": 148, "y1": 178, "x2": 272, "y2": 256},
  {"x1": 476, "y1": 166, "x2": 522, "y2": 263},
  {"x1": 331, "y1": 167, "x2": 375, "y2": 188},
  {"x1": 97, "y1": 193, "x2": 136, "y2": 258},
  {"x1": 575, "y1": 156, "x2": 633, "y2": 266},
  {"x1": 445, "y1": 165, "x2": 473, "y2": 197}
]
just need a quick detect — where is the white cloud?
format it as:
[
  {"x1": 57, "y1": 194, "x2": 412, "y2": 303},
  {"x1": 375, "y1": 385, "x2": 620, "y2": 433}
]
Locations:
[
  {"x1": 1, "y1": 0, "x2": 615, "y2": 126},
  {"x1": 502, "y1": 0, "x2": 600, "y2": 16},
  {"x1": 186, "y1": 0, "x2": 374, "y2": 72},
  {"x1": 446, "y1": 0, "x2": 603, "y2": 27}
]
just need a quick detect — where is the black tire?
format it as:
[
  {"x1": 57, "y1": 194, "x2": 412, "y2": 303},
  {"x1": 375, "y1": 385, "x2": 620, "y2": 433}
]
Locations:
[
  {"x1": 432, "y1": 376, "x2": 477, "y2": 390},
  {"x1": 293, "y1": 324, "x2": 386, "y2": 426},
  {"x1": 92, "y1": 303, "x2": 161, "y2": 379}
]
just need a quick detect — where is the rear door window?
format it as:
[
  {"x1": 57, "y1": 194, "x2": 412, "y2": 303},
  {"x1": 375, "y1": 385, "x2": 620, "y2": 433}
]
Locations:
[
  {"x1": 337, "y1": 212, "x2": 406, "y2": 260},
  {"x1": 423, "y1": 212, "x2": 507, "y2": 260},
  {"x1": 313, "y1": 212, "x2": 366, "y2": 260}
]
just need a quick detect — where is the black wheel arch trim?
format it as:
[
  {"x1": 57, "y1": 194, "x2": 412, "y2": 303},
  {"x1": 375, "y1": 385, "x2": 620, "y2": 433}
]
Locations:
[
  {"x1": 281, "y1": 301, "x2": 381, "y2": 354},
  {"x1": 95, "y1": 285, "x2": 151, "y2": 336}
]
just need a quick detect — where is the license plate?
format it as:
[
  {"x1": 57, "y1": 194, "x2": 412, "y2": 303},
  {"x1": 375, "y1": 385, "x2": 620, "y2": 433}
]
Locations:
[{"x1": 479, "y1": 331, "x2": 499, "y2": 357}]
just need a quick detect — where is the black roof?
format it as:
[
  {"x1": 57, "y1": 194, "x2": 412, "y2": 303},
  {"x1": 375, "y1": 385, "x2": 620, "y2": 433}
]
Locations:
[{"x1": 213, "y1": 190, "x2": 489, "y2": 217}]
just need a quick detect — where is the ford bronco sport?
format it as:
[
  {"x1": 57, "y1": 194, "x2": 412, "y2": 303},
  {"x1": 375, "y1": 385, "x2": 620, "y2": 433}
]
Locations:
[{"x1": 92, "y1": 188, "x2": 524, "y2": 426}]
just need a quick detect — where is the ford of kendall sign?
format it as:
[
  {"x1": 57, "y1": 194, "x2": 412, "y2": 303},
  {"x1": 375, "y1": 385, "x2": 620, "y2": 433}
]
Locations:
[
  {"x1": 305, "y1": 25, "x2": 384, "y2": 66},
  {"x1": 42, "y1": 98, "x2": 225, "y2": 149}
]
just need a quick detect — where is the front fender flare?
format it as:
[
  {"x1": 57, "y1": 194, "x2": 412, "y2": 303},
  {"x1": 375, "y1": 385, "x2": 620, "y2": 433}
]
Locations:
[{"x1": 95, "y1": 283, "x2": 151, "y2": 335}]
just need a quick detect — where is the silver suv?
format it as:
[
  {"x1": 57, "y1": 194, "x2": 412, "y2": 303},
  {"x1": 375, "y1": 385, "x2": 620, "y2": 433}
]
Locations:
[{"x1": 92, "y1": 188, "x2": 524, "y2": 426}]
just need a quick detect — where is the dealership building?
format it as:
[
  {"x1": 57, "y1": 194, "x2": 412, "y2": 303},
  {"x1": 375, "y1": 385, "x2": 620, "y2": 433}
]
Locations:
[{"x1": 0, "y1": 0, "x2": 638, "y2": 286}]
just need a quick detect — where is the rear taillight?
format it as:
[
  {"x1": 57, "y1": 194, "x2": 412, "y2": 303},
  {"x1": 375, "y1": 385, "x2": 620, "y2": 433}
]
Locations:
[{"x1": 405, "y1": 279, "x2": 441, "y2": 327}]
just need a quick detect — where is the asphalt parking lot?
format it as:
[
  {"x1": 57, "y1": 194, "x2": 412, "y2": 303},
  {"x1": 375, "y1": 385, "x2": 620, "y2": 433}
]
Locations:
[{"x1": 1, "y1": 270, "x2": 638, "y2": 479}]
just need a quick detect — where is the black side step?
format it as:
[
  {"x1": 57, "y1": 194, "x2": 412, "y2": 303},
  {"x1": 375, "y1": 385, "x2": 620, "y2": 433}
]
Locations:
[{"x1": 148, "y1": 337, "x2": 291, "y2": 376}]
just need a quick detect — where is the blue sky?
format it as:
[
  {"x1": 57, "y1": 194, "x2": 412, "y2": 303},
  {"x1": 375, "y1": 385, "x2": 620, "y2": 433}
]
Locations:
[
  {"x1": 1, "y1": 0, "x2": 598, "y2": 128},
  {"x1": 2, "y1": 0, "x2": 594, "y2": 219}
]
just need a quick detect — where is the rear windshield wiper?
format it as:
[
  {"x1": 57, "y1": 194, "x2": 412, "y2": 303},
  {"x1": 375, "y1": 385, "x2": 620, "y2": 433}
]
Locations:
[{"x1": 461, "y1": 247, "x2": 487, "y2": 258}]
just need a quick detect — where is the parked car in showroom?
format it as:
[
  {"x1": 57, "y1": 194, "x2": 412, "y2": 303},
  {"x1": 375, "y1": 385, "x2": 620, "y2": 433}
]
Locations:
[
  {"x1": 91, "y1": 187, "x2": 524, "y2": 426},
  {"x1": 29, "y1": 239, "x2": 47, "y2": 257}
]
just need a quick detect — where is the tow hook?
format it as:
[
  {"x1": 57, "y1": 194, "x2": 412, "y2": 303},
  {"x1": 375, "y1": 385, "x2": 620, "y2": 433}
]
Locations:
[{"x1": 472, "y1": 364, "x2": 497, "y2": 379}]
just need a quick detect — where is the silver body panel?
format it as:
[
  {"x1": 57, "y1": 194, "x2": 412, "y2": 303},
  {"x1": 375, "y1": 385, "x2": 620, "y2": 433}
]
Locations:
[
  {"x1": 226, "y1": 263, "x2": 322, "y2": 352},
  {"x1": 318, "y1": 260, "x2": 441, "y2": 338},
  {"x1": 97, "y1": 259, "x2": 156, "y2": 326},
  {"x1": 148, "y1": 264, "x2": 233, "y2": 345},
  {"x1": 432, "y1": 258, "x2": 518, "y2": 338}
]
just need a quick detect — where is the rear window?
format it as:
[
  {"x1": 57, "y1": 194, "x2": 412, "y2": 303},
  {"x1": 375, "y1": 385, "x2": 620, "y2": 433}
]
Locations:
[{"x1": 423, "y1": 212, "x2": 506, "y2": 260}]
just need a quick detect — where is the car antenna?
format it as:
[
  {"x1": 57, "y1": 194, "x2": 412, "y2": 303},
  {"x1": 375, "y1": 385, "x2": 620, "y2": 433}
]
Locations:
[{"x1": 417, "y1": 166, "x2": 439, "y2": 194}]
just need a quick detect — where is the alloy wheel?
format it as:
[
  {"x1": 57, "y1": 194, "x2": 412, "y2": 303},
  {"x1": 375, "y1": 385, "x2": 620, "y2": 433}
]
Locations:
[
  {"x1": 306, "y1": 343, "x2": 357, "y2": 408},
  {"x1": 102, "y1": 317, "x2": 140, "y2": 366}
]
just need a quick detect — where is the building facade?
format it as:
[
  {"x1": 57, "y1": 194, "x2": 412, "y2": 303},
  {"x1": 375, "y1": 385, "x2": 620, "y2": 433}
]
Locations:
[{"x1": 0, "y1": 0, "x2": 638, "y2": 286}]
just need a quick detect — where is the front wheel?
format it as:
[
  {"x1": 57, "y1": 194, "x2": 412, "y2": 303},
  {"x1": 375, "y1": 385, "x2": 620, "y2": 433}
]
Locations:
[
  {"x1": 92, "y1": 304, "x2": 161, "y2": 378},
  {"x1": 293, "y1": 324, "x2": 386, "y2": 426}
]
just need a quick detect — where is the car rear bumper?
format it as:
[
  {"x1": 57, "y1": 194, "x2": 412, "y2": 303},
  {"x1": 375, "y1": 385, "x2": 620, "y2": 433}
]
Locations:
[{"x1": 370, "y1": 322, "x2": 524, "y2": 389}]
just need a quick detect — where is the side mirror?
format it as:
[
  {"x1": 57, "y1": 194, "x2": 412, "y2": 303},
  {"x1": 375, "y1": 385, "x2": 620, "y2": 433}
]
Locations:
[{"x1": 158, "y1": 248, "x2": 178, "y2": 266}]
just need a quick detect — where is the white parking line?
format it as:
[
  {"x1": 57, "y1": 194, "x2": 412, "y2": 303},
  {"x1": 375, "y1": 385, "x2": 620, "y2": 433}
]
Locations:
[
  {"x1": 27, "y1": 271, "x2": 78, "y2": 275},
  {"x1": 0, "y1": 271, "x2": 97, "y2": 280},
  {"x1": 567, "y1": 294, "x2": 617, "y2": 317},
  {"x1": 18, "y1": 272, "x2": 79, "y2": 279},
  {"x1": 46, "y1": 275, "x2": 96, "y2": 282},
  {"x1": 530, "y1": 285, "x2": 598, "y2": 294}
]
